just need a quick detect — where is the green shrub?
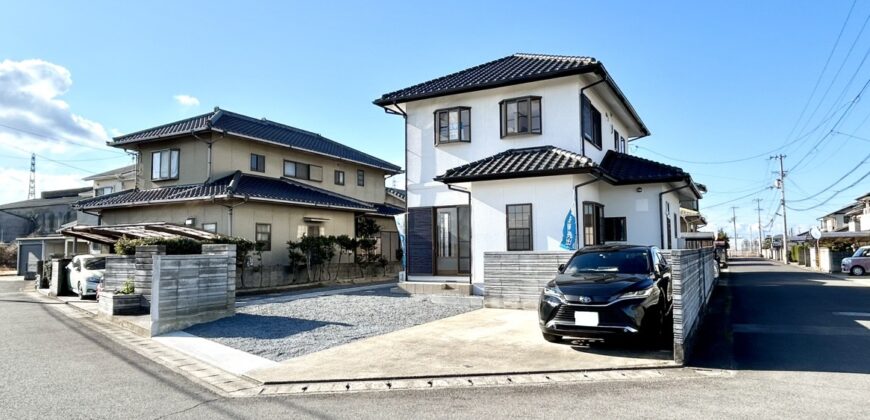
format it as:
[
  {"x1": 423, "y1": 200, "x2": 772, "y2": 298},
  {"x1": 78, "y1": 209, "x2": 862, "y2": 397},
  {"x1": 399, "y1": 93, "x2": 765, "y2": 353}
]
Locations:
[
  {"x1": 205, "y1": 236, "x2": 254, "y2": 266},
  {"x1": 114, "y1": 237, "x2": 202, "y2": 256},
  {"x1": 0, "y1": 243, "x2": 17, "y2": 269},
  {"x1": 117, "y1": 279, "x2": 135, "y2": 295}
]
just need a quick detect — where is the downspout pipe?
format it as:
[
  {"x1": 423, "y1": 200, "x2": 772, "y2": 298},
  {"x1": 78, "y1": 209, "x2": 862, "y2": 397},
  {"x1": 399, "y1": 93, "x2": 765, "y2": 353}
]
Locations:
[
  {"x1": 446, "y1": 184, "x2": 472, "y2": 285},
  {"x1": 573, "y1": 171, "x2": 604, "y2": 249},
  {"x1": 659, "y1": 181, "x2": 693, "y2": 249}
]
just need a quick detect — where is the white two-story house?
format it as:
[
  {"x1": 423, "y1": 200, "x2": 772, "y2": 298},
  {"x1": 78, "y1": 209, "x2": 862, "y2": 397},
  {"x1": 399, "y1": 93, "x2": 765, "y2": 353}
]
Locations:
[{"x1": 374, "y1": 53, "x2": 703, "y2": 292}]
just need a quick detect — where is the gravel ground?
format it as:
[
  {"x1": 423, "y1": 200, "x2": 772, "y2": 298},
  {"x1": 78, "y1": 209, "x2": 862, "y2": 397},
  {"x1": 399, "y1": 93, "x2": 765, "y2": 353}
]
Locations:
[{"x1": 186, "y1": 288, "x2": 481, "y2": 361}]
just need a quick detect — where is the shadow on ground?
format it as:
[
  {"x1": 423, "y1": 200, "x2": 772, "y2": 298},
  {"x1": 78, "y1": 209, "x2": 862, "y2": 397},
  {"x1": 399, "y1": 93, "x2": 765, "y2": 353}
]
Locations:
[
  {"x1": 689, "y1": 257, "x2": 870, "y2": 375},
  {"x1": 186, "y1": 314, "x2": 353, "y2": 339}
]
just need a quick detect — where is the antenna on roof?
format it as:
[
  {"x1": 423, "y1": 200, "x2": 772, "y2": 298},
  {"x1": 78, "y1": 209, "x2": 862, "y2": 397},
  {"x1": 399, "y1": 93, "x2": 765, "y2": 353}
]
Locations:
[{"x1": 28, "y1": 153, "x2": 36, "y2": 200}]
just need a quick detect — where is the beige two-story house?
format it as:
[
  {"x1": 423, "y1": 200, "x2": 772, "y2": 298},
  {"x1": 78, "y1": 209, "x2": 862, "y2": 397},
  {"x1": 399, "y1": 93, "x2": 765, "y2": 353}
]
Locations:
[{"x1": 75, "y1": 108, "x2": 404, "y2": 265}]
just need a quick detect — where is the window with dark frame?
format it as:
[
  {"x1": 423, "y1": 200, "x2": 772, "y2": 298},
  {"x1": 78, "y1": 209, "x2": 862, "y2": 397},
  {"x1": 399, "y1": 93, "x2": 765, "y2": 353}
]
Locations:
[
  {"x1": 620, "y1": 136, "x2": 626, "y2": 153},
  {"x1": 435, "y1": 107, "x2": 471, "y2": 144},
  {"x1": 581, "y1": 95, "x2": 602, "y2": 149},
  {"x1": 255, "y1": 223, "x2": 272, "y2": 251},
  {"x1": 506, "y1": 204, "x2": 533, "y2": 251},
  {"x1": 613, "y1": 130, "x2": 620, "y2": 151},
  {"x1": 283, "y1": 160, "x2": 322, "y2": 181},
  {"x1": 151, "y1": 149, "x2": 179, "y2": 181},
  {"x1": 500, "y1": 96, "x2": 541, "y2": 137},
  {"x1": 583, "y1": 202, "x2": 605, "y2": 245},
  {"x1": 334, "y1": 170, "x2": 345, "y2": 185},
  {"x1": 604, "y1": 217, "x2": 627, "y2": 242},
  {"x1": 357, "y1": 169, "x2": 365, "y2": 186},
  {"x1": 250, "y1": 154, "x2": 265, "y2": 172},
  {"x1": 202, "y1": 223, "x2": 217, "y2": 233}
]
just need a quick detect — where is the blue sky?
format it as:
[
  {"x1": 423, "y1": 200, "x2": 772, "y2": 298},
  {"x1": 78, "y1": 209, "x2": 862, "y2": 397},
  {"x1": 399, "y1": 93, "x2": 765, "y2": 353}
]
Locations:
[{"x1": 1, "y1": 1, "x2": 867, "y2": 246}]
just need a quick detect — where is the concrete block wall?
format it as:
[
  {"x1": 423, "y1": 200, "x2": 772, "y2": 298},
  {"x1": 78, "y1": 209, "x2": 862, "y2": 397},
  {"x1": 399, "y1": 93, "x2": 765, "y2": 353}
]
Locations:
[
  {"x1": 150, "y1": 244, "x2": 236, "y2": 336},
  {"x1": 134, "y1": 245, "x2": 164, "y2": 308},
  {"x1": 483, "y1": 251, "x2": 573, "y2": 310},
  {"x1": 104, "y1": 256, "x2": 136, "y2": 291},
  {"x1": 661, "y1": 248, "x2": 716, "y2": 364}
]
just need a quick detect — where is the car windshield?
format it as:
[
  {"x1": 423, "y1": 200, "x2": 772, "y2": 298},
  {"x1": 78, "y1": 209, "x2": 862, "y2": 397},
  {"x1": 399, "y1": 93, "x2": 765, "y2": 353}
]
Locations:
[
  {"x1": 854, "y1": 247, "x2": 870, "y2": 258},
  {"x1": 564, "y1": 250, "x2": 651, "y2": 275},
  {"x1": 83, "y1": 257, "x2": 106, "y2": 270}
]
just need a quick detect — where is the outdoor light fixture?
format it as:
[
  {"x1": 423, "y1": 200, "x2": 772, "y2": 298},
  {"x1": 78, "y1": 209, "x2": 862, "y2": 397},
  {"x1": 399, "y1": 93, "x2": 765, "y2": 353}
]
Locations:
[
  {"x1": 185, "y1": 217, "x2": 196, "y2": 226},
  {"x1": 636, "y1": 187, "x2": 643, "y2": 193}
]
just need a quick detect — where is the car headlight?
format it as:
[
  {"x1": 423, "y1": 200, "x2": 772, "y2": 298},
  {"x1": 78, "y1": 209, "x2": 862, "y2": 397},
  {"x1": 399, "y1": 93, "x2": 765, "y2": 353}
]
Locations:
[
  {"x1": 617, "y1": 286, "x2": 654, "y2": 300},
  {"x1": 85, "y1": 275, "x2": 103, "y2": 284},
  {"x1": 542, "y1": 286, "x2": 565, "y2": 304},
  {"x1": 842, "y1": 258, "x2": 852, "y2": 265}
]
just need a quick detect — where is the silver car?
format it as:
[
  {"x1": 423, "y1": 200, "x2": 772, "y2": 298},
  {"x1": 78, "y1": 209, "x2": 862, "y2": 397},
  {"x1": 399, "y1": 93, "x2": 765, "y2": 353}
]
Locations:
[
  {"x1": 841, "y1": 246, "x2": 870, "y2": 276},
  {"x1": 67, "y1": 255, "x2": 106, "y2": 298}
]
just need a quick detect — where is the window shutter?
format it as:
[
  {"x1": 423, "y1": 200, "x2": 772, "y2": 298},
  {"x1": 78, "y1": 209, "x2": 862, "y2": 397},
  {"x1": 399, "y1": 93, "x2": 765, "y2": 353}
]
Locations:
[
  {"x1": 581, "y1": 95, "x2": 592, "y2": 140},
  {"x1": 407, "y1": 208, "x2": 434, "y2": 275}
]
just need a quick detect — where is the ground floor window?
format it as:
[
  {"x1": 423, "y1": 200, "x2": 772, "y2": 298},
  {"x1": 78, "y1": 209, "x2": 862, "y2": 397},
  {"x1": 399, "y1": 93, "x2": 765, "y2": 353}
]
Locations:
[
  {"x1": 583, "y1": 202, "x2": 604, "y2": 245},
  {"x1": 377, "y1": 231, "x2": 401, "y2": 261},
  {"x1": 604, "y1": 217, "x2": 627, "y2": 242},
  {"x1": 202, "y1": 222, "x2": 217, "y2": 233},
  {"x1": 255, "y1": 223, "x2": 272, "y2": 251},
  {"x1": 506, "y1": 203, "x2": 532, "y2": 251}
]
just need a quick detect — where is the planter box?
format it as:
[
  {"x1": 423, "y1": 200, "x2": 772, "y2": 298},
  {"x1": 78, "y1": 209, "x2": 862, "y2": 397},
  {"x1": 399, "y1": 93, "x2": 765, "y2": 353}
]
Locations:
[{"x1": 99, "y1": 292, "x2": 143, "y2": 316}]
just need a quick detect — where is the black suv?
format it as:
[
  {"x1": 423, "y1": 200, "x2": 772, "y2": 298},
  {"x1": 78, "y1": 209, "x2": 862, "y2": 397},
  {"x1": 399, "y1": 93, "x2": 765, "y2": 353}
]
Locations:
[{"x1": 538, "y1": 245, "x2": 671, "y2": 344}]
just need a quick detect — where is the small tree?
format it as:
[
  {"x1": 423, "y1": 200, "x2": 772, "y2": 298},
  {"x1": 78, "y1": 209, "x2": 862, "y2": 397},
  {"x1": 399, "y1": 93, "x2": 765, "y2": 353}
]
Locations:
[
  {"x1": 354, "y1": 216, "x2": 381, "y2": 278},
  {"x1": 333, "y1": 235, "x2": 354, "y2": 281}
]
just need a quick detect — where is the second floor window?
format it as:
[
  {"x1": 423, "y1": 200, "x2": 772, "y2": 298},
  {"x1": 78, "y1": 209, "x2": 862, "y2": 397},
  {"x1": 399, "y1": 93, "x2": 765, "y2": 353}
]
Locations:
[
  {"x1": 284, "y1": 160, "x2": 323, "y2": 182},
  {"x1": 94, "y1": 186, "x2": 114, "y2": 196},
  {"x1": 357, "y1": 169, "x2": 365, "y2": 187},
  {"x1": 151, "y1": 149, "x2": 179, "y2": 181},
  {"x1": 500, "y1": 96, "x2": 541, "y2": 137},
  {"x1": 582, "y1": 95, "x2": 602, "y2": 149},
  {"x1": 435, "y1": 107, "x2": 471, "y2": 144},
  {"x1": 335, "y1": 170, "x2": 345, "y2": 185},
  {"x1": 250, "y1": 154, "x2": 265, "y2": 172},
  {"x1": 202, "y1": 223, "x2": 217, "y2": 233}
]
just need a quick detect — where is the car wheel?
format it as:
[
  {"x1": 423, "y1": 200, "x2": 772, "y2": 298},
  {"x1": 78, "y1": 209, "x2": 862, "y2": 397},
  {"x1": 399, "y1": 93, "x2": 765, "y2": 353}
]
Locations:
[
  {"x1": 851, "y1": 266, "x2": 866, "y2": 276},
  {"x1": 639, "y1": 303, "x2": 666, "y2": 348},
  {"x1": 542, "y1": 333, "x2": 562, "y2": 343}
]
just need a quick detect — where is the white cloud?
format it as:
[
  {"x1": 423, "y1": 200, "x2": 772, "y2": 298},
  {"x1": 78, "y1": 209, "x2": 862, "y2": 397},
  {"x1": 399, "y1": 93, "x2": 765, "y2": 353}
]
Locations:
[
  {"x1": 0, "y1": 167, "x2": 88, "y2": 204},
  {"x1": 0, "y1": 59, "x2": 110, "y2": 153},
  {"x1": 173, "y1": 94, "x2": 200, "y2": 107}
]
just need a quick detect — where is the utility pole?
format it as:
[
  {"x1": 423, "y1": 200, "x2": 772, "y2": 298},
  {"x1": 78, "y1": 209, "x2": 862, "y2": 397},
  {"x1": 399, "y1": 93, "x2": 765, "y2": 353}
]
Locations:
[
  {"x1": 730, "y1": 206, "x2": 739, "y2": 254},
  {"x1": 753, "y1": 198, "x2": 763, "y2": 256},
  {"x1": 27, "y1": 153, "x2": 36, "y2": 200},
  {"x1": 771, "y1": 154, "x2": 788, "y2": 264}
]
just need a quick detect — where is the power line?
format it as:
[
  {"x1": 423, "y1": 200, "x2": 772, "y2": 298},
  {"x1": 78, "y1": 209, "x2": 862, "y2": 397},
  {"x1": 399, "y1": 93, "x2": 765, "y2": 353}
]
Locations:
[
  {"x1": 702, "y1": 187, "x2": 772, "y2": 209},
  {"x1": 785, "y1": 169, "x2": 870, "y2": 211},
  {"x1": 783, "y1": 0, "x2": 858, "y2": 146},
  {"x1": 788, "y1": 152, "x2": 870, "y2": 202},
  {"x1": 0, "y1": 122, "x2": 125, "y2": 155},
  {"x1": 5, "y1": 142, "x2": 99, "y2": 174}
]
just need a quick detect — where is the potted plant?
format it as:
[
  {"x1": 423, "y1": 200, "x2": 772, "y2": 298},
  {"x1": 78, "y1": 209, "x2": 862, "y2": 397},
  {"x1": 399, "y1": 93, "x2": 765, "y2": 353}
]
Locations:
[{"x1": 98, "y1": 279, "x2": 142, "y2": 316}]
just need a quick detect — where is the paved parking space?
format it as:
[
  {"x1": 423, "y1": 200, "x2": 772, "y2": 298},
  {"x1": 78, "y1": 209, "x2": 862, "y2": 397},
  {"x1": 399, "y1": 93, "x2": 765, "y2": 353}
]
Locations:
[{"x1": 247, "y1": 308, "x2": 676, "y2": 384}]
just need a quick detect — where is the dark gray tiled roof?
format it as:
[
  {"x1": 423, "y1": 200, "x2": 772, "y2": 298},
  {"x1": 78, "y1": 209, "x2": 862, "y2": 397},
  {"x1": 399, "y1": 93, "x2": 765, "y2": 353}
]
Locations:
[
  {"x1": 434, "y1": 146, "x2": 595, "y2": 183},
  {"x1": 386, "y1": 187, "x2": 406, "y2": 201},
  {"x1": 375, "y1": 53, "x2": 597, "y2": 106},
  {"x1": 368, "y1": 203, "x2": 405, "y2": 217},
  {"x1": 599, "y1": 150, "x2": 689, "y2": 185},
  {"x1": 75, "y1": 172, "x2": 374, "y2": 212},
  {"x1": 111, "y1": 109, "x2": 401, "y2": 174}
]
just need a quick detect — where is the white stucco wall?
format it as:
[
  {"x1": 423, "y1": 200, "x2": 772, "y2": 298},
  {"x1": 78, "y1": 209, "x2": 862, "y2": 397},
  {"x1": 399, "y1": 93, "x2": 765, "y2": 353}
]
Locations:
[
  {"x1": 404, "y1": 74, "x2": 636, "y2": 210},
  {"x1": 470, "y1": 175, "x2": 579, "y2": 284}
]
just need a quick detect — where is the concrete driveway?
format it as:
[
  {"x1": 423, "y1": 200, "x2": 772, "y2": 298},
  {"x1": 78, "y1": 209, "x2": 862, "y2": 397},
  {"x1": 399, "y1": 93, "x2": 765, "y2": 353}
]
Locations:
[{"x1": 246, "y1": 308, "x2": 675, "y2": 384}]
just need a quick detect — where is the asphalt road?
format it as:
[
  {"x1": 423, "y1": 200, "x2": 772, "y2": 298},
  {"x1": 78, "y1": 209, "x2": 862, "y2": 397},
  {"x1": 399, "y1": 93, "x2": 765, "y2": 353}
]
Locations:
[{"x1": 1, "y1": 260, "x2": 869, "y2": 419}]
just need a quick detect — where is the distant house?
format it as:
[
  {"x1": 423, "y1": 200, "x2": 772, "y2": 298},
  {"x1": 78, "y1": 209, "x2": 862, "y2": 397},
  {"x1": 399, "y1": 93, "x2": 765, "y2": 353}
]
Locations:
[
  {"x1": 819, "y1": 192, "x2": 869, "y2": 233},
  {"x1": 74, "y1": 108, "x2": 404, "y2": 265},
  {"x1": 82, "y1": 164, "x2": 136, "y2": 197},
  {"x1": 374, "y1": 53, "x2": 703, "y2": 289},
  {"x1": 0, "y1": 187, "x2": 95, "y2": 275}
]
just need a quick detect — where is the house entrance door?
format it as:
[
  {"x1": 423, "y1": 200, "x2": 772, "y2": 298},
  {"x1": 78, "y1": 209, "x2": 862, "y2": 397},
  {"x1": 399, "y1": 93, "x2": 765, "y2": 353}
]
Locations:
[{"x1": 436, "y1": 207, "x2": 459, "y2": 274}]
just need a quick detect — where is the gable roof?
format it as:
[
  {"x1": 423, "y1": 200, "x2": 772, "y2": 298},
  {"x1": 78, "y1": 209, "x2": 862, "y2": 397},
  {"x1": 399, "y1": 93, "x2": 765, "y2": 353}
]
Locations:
[
  {"x1": 110, "y1": 108, "x2": 401, "y2": 174},
  {"x1": 74, "y1": 171, "x2": 375, "y2": 212},
  {"x1": 374, "y1": 53, "x2": 649, "y2": 136},
  {"x1": 434, "y1": 146, "x2": 596, "y2": 183}
]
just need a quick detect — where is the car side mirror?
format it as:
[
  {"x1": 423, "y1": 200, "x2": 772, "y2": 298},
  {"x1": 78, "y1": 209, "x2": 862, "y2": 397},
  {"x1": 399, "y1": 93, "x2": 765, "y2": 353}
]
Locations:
[{"x1": 557, "y1": 263, "x2": 566, "y2": 273}]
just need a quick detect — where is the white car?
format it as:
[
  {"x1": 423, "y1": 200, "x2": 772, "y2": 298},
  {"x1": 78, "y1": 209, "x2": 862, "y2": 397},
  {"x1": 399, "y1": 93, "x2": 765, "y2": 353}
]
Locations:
[{"x1": 67, "y1": 255, "x2": 106, "y2": 298}]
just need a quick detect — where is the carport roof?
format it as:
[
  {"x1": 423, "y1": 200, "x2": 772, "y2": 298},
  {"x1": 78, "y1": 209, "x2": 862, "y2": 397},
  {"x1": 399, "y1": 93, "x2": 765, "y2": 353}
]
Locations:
[{"x1": 59, "y1": 222, "x2": 220, "y2": 245}]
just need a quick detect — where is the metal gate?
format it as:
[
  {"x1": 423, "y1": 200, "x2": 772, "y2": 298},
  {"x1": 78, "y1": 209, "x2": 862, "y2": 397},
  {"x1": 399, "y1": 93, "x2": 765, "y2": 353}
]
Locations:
[{"x1": 17, "y1": 243, "x2": 42, "y2": 276}]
